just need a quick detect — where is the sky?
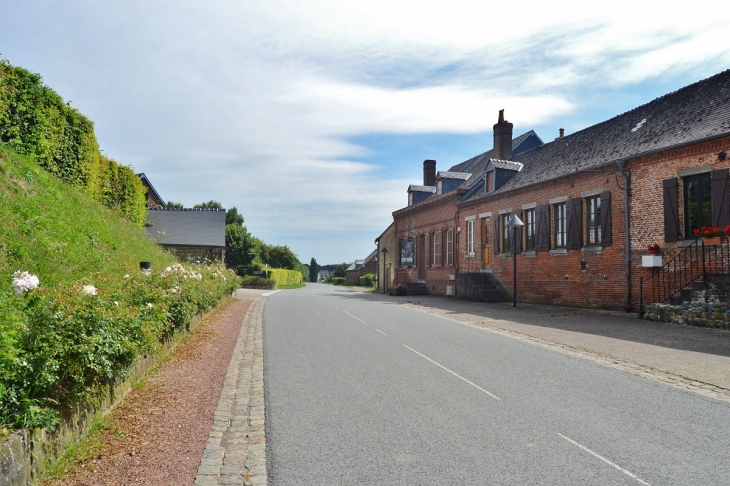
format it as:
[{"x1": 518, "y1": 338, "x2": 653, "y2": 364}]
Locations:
[{"x1": 1, "y1": 1, "x2": 729, "y2": 265}]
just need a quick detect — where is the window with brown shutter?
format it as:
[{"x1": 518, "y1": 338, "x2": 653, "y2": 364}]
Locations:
[
  {"x1": 712, "y1": 169, "x2": 730, "y2": 230},
  {"x1": 663, "y1": 178, "x2": 680, "y2": 242},
  {"x1": 535, "y1": 204, "x2": 550, "y2": 251},
  {"x1": 566, "y1": 198, "x2": 582, "y2": 249}
]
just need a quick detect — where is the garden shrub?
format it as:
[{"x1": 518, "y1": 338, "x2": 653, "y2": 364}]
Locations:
[
  {"x1": 332, "y1": 277, "x2": 345, "y2": 285},
  {"x1": 360, "y1": 273, "x2": 375, "y2": 286},
  {"x1": 0, "y1": 263, "x2": 239, "y2": 430},
  {"x1": 240, "y1": 276, "x2": 275, "y2": 289}
]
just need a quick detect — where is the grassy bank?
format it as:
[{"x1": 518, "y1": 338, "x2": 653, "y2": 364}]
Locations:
[{"x1": 0, "y1": 144, "x2": 239, "y2": 431}]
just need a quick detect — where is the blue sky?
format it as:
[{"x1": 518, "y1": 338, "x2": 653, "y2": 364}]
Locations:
[{"x1": 1, "y1": 1, "x2": 729, "y2": 265}]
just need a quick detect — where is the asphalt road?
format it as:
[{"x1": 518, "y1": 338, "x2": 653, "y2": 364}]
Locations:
[{"x1": 264, "y1": 284, "x2": 730, "y2": 485}]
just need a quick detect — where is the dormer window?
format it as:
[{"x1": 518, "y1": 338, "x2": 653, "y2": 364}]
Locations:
[
  {"x1": 408, "y1": 192, "x2": 414, "y2": 206},
  {"x1": 485, "y1": 170, "x2": 495, "y2": 193},
  {"x1": 437, "y1": 180, "x2": 443, "y2": 195}
]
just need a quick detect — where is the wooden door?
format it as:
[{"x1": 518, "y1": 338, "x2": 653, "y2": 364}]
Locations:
[{"x1": 482, "y1": 219, "x2": 491, "y2": 268}]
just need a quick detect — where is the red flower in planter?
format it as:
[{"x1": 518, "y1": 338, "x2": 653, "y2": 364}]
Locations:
[{"x1": 694, "y1": 226, "x2": 725, "y2": 238}]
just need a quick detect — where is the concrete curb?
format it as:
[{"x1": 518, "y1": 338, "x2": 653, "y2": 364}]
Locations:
[{"x1": 195, "y1": 296, "x2": 267, "y2": 486}]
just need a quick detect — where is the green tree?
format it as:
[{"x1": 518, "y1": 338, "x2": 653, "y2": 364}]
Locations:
[
  {"x1": 299, "y1": 262, "x2": 309, "y2": 282},
  {"x1": 260, "y1": 244, "x2": 299, "y2": 270},
  {"x1": 333, "y1": 263, "x2": 348, "y2": 278},
  {"x1": 194, "y1": 200, "x2": 223, "y2": 209},
  {"x1": 309, "y1": 258, "x2": 319, "y2": 282},
  {"x1": 225, "y1": 224, "x2": 257, "y2": 275},
  {"x1": 226, "y1": 206, "x2": 244, "y2": 226},
  {"x1": 166, "y1": 200, "x2": 183, "y2": 209}
]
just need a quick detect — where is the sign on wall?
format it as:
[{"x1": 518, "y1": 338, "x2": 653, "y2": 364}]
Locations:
[{"x1": 400, "y1": 240, "x2": 414, "y2": 266}]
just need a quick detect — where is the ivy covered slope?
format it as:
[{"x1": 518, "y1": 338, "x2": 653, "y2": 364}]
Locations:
[
  {"x1": 0, "y1": 145, "x2": 240, "y2": 431},
  {"x1": 0, "y1": 57, "x2": 147, "y2": 224}
]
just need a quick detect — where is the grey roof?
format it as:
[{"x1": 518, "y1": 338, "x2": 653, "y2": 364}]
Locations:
[
  {"x1": 489, "y1": 159, "x2": 524, "y2": 171},
  {"x1": 460, "y1": 69, "x2": 730, "y2": 204},
  {"x1": 363, "y1": 248, "x2": 378, "y2": 264},
  {"x1": 436, "y1": 171, "x2": 471, "y2": 180},
  {"x1": 145, "y1": 208, "x2": 226, "y2": 247},
  {"x1": 408, "y1": 185, "x2": 437, "y2": 193},
  {"x1": 346, "y1": 260, "x2": 364, "y2": 272},
  {"x1": 447, "y1": 131, "x2": 544, "y2": 191}
]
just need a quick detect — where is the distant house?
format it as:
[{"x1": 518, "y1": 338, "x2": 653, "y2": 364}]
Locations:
[
  {"x1": 138, "y1": 173, "x2": 166, "y2": 208},
  {"x1": 345, "y1": 249, "x2": 378, "y2": 283},
  {"x1": 375, "y1": 222, "x2": 396, "y2": 293},
  {"x1": 317, "y1": 269, "x2": 331, "y2": 282},
  {"x1": 145, "y1": 208, "x2": 226, "y2": 262}
]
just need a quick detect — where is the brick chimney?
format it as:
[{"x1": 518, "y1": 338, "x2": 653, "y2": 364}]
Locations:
[
  {"x1": 493, "y1": 109, "x2": 514, "y2": 160},
  {"x1": 423, "y1": 159, "x2": 436, "y2": 186},
  {"x1": 559, "y1": 128, "x2": 565, "y2": 139}
]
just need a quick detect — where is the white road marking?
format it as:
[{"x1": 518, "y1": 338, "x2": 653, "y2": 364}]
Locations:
[
  {"x1": 403, "y1": 345, "x2": 500, "y2": 401},
  {"x1": 262, "y1": 290, "x2": 282, "y2": 297},
  {"x1": 343, "y1": 310, "x2": 367, "y2": 324},
  {"x1": 557, "y1": 433, "x2": 650, "y2": 485},
  {"x1": 375, "y1": 329, "x2": 387, "y2": 336}
]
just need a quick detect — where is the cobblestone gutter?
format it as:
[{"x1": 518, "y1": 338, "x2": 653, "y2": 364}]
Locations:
[
  {"x1": 195, "y1": 296, "x2": 267, "y2": 485},
  {"x1": 643, "y1": 304, "x2": 730, "y2": 330},
  {"x1": 0, "y1": 299, "x2": 229, "y2": 486}
]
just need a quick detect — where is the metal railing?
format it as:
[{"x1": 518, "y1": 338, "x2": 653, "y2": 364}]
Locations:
[{"x1": 648, "y1": 238, "x2": 730, "y2": 305}]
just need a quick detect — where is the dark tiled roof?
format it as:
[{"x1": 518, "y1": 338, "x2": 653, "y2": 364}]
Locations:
[
  {"x1": 448, "y1": 131, "x2": 543, "y2": 190},
  {"x1": 460, "y1": 69, "x2": 730, "y2": 204},
  {"x1": 145, "y1": 209, "x2": 226, "y2": 247}
]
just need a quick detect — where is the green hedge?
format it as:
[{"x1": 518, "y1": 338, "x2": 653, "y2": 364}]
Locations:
[
  {"x1": 0, "y1": 58, "x2": 147, "y2": 225},
  {"x1": 360, "y1": 273, "x2": 375, "y2": 286},
  {"x1": 1, "y1": 263, "x2": 239, "y2": 430},
  {"x1": 268, "y1": 269, "x2": 303, "y2": 287},
  {"x1": 240, "y1": 276, "x2": 275, "y2": 289},
  {"x1": 332, "y1": 277, "x2": 345, "y2": 285}
]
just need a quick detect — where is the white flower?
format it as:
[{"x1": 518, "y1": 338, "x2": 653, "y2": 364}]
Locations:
[
  {"x1": 81, "y1": 285, "x2": 97, "y2": 296},
  {"x1": 22, "y1": 361, "x2": 27, "y2": 366},
  {"x1": 146, "y1": 303, "x2": 153, "y2": 308},
  {"x1": 123, "y1": 274, "x2": 130, "y2": 279},
  {"x1": 11, "y1": 271, "x2": 39, "y2": 295},
  {"x1": 113, "y1": 301, "x2": 119, "y2": 306}
]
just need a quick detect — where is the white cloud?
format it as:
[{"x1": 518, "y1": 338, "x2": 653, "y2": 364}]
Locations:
[{"x1": 1, "y1": 0, "x2": 727, "y2": 262}]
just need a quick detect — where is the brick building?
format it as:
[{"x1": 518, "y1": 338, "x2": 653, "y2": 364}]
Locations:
[{"x1": 389, "y1": 69, "x2": 730, "y2": 311}]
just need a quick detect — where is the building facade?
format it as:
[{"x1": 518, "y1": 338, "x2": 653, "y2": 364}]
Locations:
[{"x1": 388, "y1": 70, "x2": 730, "y2": 310}]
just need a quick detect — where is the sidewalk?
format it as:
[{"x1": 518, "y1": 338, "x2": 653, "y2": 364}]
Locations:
[
  {"x1": 195, "y1": 289, "x2": 269, "y2": 486},
  {"x1": 342, "y1": 287, "x2": 730, "y2": 402}
]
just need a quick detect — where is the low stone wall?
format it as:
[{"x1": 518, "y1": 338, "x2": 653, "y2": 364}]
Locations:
[
  {"x1": 643, "y1": 304, "x2": 730, "y2": 330},
  {"x1": 0, "y1": 297, "x2": 230, "y2": 486}
]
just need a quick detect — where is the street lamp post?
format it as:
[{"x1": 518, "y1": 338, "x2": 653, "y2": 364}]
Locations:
[{"x1": 505, "y1": 214, "x2": 524, "y2": 309}]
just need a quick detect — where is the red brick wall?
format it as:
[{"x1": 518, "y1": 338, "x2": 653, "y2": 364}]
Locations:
[
  {"x1": 457, "y1": 171, "x2": 628, "y2": 309},
  {"x1": 456, "y1": 136, "x2": 730, "y2": 310},
  {"x1": 628, "y1": 135, "x2": 730, "y2": 308},
  {"x1": 393, "y1": 192, "x2": 460, "y2": 295}
]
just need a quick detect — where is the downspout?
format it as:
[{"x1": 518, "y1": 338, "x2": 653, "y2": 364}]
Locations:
[{"x1": 617, "y1": 159, "x2": 631, "y2": 311}]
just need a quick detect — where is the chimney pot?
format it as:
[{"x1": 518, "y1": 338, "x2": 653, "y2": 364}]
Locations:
[
  {"x1": 423, "y1": 159, "x2": 437, "y2": 186},
  {"x1": 559, "y1": 128, "x2": 565, "y2": 139},
  {"x1": 493, "y1": 110, "x2": 514, "y2": 160}
]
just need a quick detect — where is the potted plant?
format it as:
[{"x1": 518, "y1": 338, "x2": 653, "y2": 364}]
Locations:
[
  {"x1": 693, "y1": 226, "x2": 728, "y2": 245},
  {"x1": 647, "y1": 243, "x2": 661, "y2": 255},
  {"x1": 389, "y1": 283, "x2": 407, "y2": 296}
]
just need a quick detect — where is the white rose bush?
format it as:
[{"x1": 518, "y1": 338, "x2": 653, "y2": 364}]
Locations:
[{"x1": 1, "y1": 262, "x2": 239, "y2": 430}]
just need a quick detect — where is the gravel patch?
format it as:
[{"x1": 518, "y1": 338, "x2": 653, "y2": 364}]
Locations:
[{"x1": 45, "y1": 297, "x2": 254, "y2": 486}]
